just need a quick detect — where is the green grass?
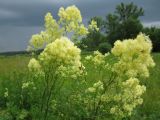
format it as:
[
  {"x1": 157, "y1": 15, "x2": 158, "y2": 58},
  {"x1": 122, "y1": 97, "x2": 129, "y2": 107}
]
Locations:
[
  {"x1": 139, "y1": 53, "x2": 160, "y2": 119},
  {"x1": 0, "y1": 55, "x2": 30, "y2": 76},
  {"x1": 0, "y1": 53, "x2": 159, "y2": 119}
]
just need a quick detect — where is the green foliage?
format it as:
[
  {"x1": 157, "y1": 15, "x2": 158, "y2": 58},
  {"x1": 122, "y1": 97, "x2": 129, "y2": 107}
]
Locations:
[
  {"x1": 80, "y1": 2, "x2": 144, "y2": 51},
  {"x1": 81, "y1": 31, "x2": 106, "y2": 51},
  {"x1": 98, "y1": 42, "x2": 112, "y2": 54},
  {"x1": 115, "y1": 2, "x2": 144, "y2": 21},
  {"x1": 107, "y1": 18, "x2": 143, "y2": 44},
  {"x1": 0, "y1": 53, "x2": 159, "y2": 119},
  {"x1": 143, "y1": 27, "x2": 160, "y2": 52},
  {"x1": 79, "y1": 16, "x2": 106, "y2": 51},
  {"x1": 106, "y1": 2, "x2": 143, "y2": 45}
]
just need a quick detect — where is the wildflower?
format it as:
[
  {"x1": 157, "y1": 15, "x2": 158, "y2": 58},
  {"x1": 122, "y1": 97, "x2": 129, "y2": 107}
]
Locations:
[
  {"x1": 112, "y1": 33, "x2": 155, "y2": 78},
  {"x1": 22, "y1": 82, "x2": 34, "y2": 89},
  {"x1": 87, "y1": 87, "x2": 96, "y2": 93},
  {"x1": 39, "y1": 37, "x2": 81, "y2": 65},
  {"x1": 85, "y1": 55, "x2": 92, "y2": 60},
  {"x1": 88, "y1": 20, "x2": 99, "y2": 31},
  {"x1": 111, "y1": 77, "x2": 146, "y2": 118},
  {"x1": 58, "y1": 5, "x2": 82, "y2": 24},
  {"x1": 28, "y1": 58, "x2": 41, "y2": 72},
  {"x1": 29, "y1": 34, "x2": 44, "y2": 49}
]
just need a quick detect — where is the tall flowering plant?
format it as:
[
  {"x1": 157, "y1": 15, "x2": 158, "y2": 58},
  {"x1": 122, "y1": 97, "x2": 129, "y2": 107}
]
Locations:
[
  {"x1": 27, "y1": 5, "x2": 98, "y2": 120},
  {"x1": 27, "y1": 5, "x2": 155, "y2": 120},
  {"x1": 83, "y1": 33, "x2": 155, "y2": 119}
]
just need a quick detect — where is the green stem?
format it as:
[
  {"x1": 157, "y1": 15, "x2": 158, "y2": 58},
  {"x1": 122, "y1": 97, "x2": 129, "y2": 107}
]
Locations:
[
  {"x1": 92, "y1": 72, "x2": 116, "y2": 120},
  {"x1": 43, "y1": 75, "x2": 58, "y2": 120}
]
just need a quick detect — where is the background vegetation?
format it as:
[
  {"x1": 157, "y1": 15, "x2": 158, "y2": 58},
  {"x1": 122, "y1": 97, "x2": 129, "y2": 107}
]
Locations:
[{"x1": 79, "y1": 2, "x2": 160, "y2": 53}]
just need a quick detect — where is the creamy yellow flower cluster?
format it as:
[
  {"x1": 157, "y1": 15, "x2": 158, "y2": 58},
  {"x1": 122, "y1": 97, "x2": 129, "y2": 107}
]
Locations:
[
  {"x1": 22, "y1": 81, "x2": 34, "y2": 89},
  {"x1": 86, "y1": 81, "x2": 104, "y2": 93},
  {"x1": 28, "y1": 5, "x2": 98, "y2": 50},
  {"x1": 44, "y1": 13, "x2": 62, "y2": 42},
  {"x1": 85, "y1": 51, "x2": 110, "y2": 68},
  {"x1": 112, "y1": 33, "x2": 155, "y2": 78},
  {"x1": 39, "y1": 37, "x2": 81, "y2": 65},
  {"x1": 28, "y1": 37, "x2": 82, "y2": 79},
  {"x1": 28, "y1": 12, "x2": 62, "y2": 51},
  {"x1": 28, "y1": 58, "x2": 41, "y2": 72},
  {"x1": 26, "y1": 5, "x2": 155, "y2": 119},
  {"x1": 109, "y1": 33, "x2": 155, "y2": 118},
  {"x1": 28, "y1": 33, "x2": 44, "y2": 50},
  {"x1": 110, "y1": 78, "x2": 146, "y2": 118},
  {"x1": 58, "y1": 5, "x2": 82, "y2": 24},
  {"x1": 88, "y1": 20, "x2": 99, "y2": 31},
  {"x1": 83, "y1": 33, "x2": 155, "y2": 119},
  {"x1": 58, "y1": 5, "x2": 89, "y2": 37}
]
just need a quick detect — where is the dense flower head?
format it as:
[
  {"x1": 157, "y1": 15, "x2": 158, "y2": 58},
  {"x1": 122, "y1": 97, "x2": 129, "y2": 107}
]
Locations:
[
  {"x1": 29, "y1": 33, "x2": 44, "y2": 50},
  {"x1": 27, "y1": 5, "x2": 91, "y2": 51},
  {"x1": 28, "y1": 13, "x2": 62, "y2": 50},
  {"x1": 85, "y1": 51, "x2": 110, "y2": 68},
  {"x1": 45, "y1": 12, "x2": 57, "y2": 29},
  {"x1": 87, "y1": 80, "x2": 104, "y2": 93},
  {"x1": 75, "y1": 24, "x2": 89, "y2": 36},
  {"x1": 58, "y1": 5, "x2": 89, "y2": 37},
  {"x1": 39, "y1": 37, "x2": 81, "y2": 65},
  {"x1": 88, "y1": 20, "x2": 99, "y2": 31},
  {"x1": 28, "y1": 37, "x2": 83, "y2": 79},
  {"x1": 111, "y1": 33, "x2": 155, "y2": 78},
  {"x1": 28, "y1": 58, "x2": 41, "y2": 72},
  {"x1": 44, "y1": 12, "x2": 62, "y2": 41},
  {"x1": 58, "y1": 5, "x2": 82, "y2": 24},
  {"x1": 111, "y1": 78, "x2": 146, "y2": 118},
  {"x1": 93, "y1": 51, "x2": 106, "y2": 65}
]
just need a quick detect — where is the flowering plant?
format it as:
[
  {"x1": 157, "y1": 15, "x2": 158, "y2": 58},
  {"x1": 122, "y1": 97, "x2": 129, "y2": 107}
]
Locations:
[{"x1": 26, "y1": 5, "x2": 155, "y2": 120}]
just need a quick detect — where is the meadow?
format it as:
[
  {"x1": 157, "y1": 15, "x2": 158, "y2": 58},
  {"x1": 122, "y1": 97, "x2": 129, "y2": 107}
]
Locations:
[
  {"x1": 0, "y1": 53, "x2": 159, "y2": 119},
  {"x1": 0, "y1": 4, "x2": 160, "y2": 119}
]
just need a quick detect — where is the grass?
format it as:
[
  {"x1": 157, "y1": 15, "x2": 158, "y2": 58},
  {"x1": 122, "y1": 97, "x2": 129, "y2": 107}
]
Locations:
[
  {"x1": 139, "y1": 53, "x2": 160, "y2": 119},
  {"x1": 0, "y1": 55, "x2": 30, "y2": 76},
  {"x1": 0, "y1": 53, "x2": 159, "y2": 119}
]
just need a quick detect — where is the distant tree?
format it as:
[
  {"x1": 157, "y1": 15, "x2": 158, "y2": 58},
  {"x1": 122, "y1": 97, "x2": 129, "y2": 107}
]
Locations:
[
  {"x1": 105, "y1": 2, "x2": 144, "y2": 45},
  {"x1": 80, "y1": 2, "x2": 145, "y2": 52},
  {"x1": 81, "y1": 17, "x2": 106, "y2": 51},
  {"x1": 81, "y1": 31, "x2": 106, "y2": 51},
  {"x1": 143, "y1": 27, "x2": 160, "y2": 52},
  {"x1": 115, "y1": 2, "x2": 144, "y2": 22}
]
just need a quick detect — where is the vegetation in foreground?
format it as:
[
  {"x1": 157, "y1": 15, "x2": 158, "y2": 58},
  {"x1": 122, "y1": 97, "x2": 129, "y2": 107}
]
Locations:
[
  {"x1": 0, "y1": 4, "x2": 159, "y2": 120},
  {"x1": 0, "y1": 53, "x2": 160, "y2": 119}
]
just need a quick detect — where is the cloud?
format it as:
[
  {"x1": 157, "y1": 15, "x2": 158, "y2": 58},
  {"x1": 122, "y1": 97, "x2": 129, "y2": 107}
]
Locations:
[
  {"x1": 0, "y1": 8, "x2": 20, "y2": 18},
  {"x1": 0, "y1": 0, "x2": 160, "y2": 26},
  {"x1": 143, "y1": 21, "x2": 160, "y2": 27},
  {"x1": 0, "y1": 26, "x2": 43, "y2": 52},
  {"x1": 0, "y1": 0, "x2": 160, "y2": 52}
]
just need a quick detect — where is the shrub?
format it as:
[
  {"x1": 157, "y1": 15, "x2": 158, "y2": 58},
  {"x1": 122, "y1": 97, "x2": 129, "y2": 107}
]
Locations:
[
  {"x1": 143, "y1": 27, "x2": 160, "y2": 52},
  {"x1": 98, "y1": 42, "x2": 112, "y2": 54}
]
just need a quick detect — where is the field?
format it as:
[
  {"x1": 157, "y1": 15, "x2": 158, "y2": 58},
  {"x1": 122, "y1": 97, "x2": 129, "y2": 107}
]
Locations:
[{"x1": 0, "y1": 53, "x2": 160, "y2": 119}]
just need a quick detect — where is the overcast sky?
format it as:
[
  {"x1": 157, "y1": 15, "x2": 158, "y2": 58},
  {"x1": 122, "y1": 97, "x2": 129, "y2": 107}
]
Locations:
[{"x1": 0, "y1": 0, "x2": 160, "y2": 52}]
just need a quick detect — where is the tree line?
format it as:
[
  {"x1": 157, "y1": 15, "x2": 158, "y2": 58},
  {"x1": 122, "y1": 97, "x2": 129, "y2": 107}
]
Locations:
[{"x1": 77, "y1": 2, "x2": 160, "y2": 53}]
